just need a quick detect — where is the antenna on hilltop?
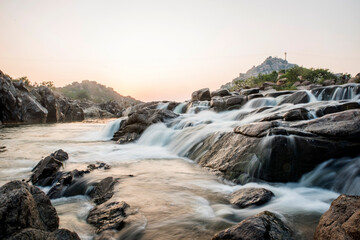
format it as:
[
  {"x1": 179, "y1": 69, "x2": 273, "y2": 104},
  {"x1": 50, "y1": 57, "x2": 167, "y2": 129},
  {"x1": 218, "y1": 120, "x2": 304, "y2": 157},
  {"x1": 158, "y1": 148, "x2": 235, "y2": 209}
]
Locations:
[{"x1": 284, "y1": 52, "x2": 287, "y2": 73}]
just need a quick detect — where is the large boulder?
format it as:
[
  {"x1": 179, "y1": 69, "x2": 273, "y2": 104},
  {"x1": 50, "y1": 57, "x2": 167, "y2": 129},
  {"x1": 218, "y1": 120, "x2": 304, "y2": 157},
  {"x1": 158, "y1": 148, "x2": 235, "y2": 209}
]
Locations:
[
  {"x1": 278, "y1": 90, "x2": 311, "y2": 105},
  {"x1": 212, "y1": 211, "x2": 294, "y2": 240},
  {"x1": 0, "y1": 180, "x2": 79, "y2": 239},
  {"x1": 230, "y1": 188, "x2": 274, "y2": 208},
  {"x1": 0, "y1": 71, "x2": 48, "y2": 124},
  {"x1": 112, "y1": 108, "x2": 178, "y2": 143},
  {"x1": 58, "y1": 97, "x2": 85, "y2": 122},
  {"x1": 192, "y1": 88, "x2": 211, "y2": 101},
  {"x1": 211, "y1": 89, "x2": 231, "y2": 97},
  {"x1": 195, "y1": 109, "x2": 360, "y2": 183},
  {"x1": 314, "y1": 195, "x2": 360, "y2": 240}
]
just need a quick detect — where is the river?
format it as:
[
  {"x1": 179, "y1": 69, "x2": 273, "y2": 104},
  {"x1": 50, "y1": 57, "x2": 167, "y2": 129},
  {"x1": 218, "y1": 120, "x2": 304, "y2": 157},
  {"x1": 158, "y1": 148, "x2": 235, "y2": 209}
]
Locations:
[{"x1": 0, "y1": 116, "x2": 340, "y2": 239}]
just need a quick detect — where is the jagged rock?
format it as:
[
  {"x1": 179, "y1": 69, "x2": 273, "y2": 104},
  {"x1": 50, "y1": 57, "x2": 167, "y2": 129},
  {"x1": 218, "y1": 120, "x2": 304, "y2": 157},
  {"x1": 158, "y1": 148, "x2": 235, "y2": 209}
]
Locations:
[
  {"x1": 84, "y1": 106, "x2": 115, "y2": 119},
  {"x1": 241, "y1": 88, "x2": 260, "y2": 96},
  {"x1": 278, "y1": 91, "x2": 311, "y2": 105},
  {"x1": 90, "y1": 177, "x2": 117, "y2": 205},
  {"x1": 31, "y1": 86, "x2": 61, "y2": 123},
  {"x1": 30, "y1": 149, "x2": 69, "y2": 186},
  {"x1": 230, "y1": 188, "x2": 274, "y2": 208},
  {"x1": 211, "y1": 89, "x2": 231, "y2": 97},
  {"x1": 212, "y1": 211, "x2": 294, "y2": 240},
  {"x1": 112, "y1": 108, "x2": 178, "y2": 143},
  {"x1": 314, "y1": 195, "x2": 360, "y2": 240},
  {"x1": 0, "y1": 71, "x2": 48, "y2": 124},
  {"x1": 7, "y1": 228, "x2": 80, "y2": 240},
  {"x1": 283, "y1": 108, "x2": 310, "y2": 121},
  {"x1": 99, "y1": 100, "x2": 123, "y2": 117},
  {"x1": 58, "y1": 97, "x2": 84, "y2": 122},
  {"x1": 0, "y1": 181, "x2": 59, "y2": 238},
  {"x1": 87, "y1": 201, "x2": 131, "y2": 234},
  {"x1": 191, "y1": 88, "x2": 211, "y2": 101}
]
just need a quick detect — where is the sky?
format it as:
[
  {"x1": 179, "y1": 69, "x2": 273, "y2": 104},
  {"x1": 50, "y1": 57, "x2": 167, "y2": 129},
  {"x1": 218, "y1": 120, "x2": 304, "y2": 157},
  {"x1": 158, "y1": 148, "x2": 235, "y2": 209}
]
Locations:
[{"x1": 0, "y1": 0, "x2": 359, "y2": 101}]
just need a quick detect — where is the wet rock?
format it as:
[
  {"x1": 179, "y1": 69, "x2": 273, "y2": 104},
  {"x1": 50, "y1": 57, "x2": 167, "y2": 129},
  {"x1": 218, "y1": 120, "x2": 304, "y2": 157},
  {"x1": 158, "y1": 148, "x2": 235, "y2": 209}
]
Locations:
[
  {"x1": 314, "y1": 195, "x2": 360, "y2": 240},
  {"x1": 247, "y1": 93, "x2": 264, "y2": 100},
  {"x1": 90, "y1": 177, "x2": 117, "y2": 205},
  {"x1": 234, "y1": 122, "x2": 278, "y2": 137},
  {"x1": 191, "y1": 88, "x2": 211, "y2": 101},
  {"x1": 225, "y1": 96, "x2": 247, "y2": 109},
  {"x1": 211, "y1": 89, "x2": 231, "y2": 97},
  {"x1": 283, "y1": 108, "x2": 310, "y2": 121},
  {"x1": 210, "y1": 97, "x2": 227, "y2": 112},
  {"x1": 7, "y1": 228, "x2": 80, "y2": 240},
  {"x1": 264, "y1": 91, "x2": 294, "y2": 98},
  {"x1": 112, "y1": 108, "x2": 178, "y2": 143},
  {"x1": 278, "y1": 91, "x2": 311, "y2": 105},
  {"x1": 0, "y1": 181, "x2": 59, "y2": 238},
  {"x1": 212, "y1": 211, "x2": 294, "y2": 240},
  {"x1": 230, "y1": 188, "x2": 274, "y2": 208},
  {"x1": 30, "y1": 149, "x2": 69, "y2": 186},
  {"x1": 241, "y1": 88, "x2": 260, "y2": 96},
  {"x1": 87, "y1": 201, "x2": 131, "y2": 234}
]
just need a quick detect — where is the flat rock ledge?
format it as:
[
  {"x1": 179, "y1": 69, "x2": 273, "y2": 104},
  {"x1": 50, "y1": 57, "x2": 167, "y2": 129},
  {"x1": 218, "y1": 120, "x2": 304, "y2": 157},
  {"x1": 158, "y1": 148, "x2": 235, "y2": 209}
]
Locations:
[
  {"x1": 212, "y1": 211, "x2": 294, "y2": 240},
  {"x1": 230, "y1": 187, "x2": 274, "y2": 208}
]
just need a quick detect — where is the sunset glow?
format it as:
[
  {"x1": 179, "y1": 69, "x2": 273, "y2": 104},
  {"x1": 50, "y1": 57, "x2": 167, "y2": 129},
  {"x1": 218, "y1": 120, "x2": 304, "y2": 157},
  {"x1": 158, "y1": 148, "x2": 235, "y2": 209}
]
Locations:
[{"x1": 1, "y1": 0, "x2": 359, "y2": 101}]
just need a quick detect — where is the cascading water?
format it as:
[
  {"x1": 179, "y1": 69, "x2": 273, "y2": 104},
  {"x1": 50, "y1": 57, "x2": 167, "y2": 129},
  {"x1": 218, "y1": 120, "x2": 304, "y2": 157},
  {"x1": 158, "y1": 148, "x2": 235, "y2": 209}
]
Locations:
[{"x1": 311, "y1": 84, "x2": 360, "y2": 101}]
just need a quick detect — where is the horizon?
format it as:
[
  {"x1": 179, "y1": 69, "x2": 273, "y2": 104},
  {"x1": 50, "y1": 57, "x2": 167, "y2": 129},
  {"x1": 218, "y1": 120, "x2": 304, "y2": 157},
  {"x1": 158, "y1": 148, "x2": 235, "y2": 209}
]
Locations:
[{"x1": 1, "y1": 0, "x2": 359, "y2": 102}]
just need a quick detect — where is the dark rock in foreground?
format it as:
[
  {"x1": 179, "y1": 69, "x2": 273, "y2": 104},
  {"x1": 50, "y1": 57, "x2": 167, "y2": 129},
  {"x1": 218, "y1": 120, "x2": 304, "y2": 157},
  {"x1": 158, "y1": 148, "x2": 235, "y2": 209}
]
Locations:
[
  {"x1": 87, "y1": 201, "x2": 132, "y2": 234},
  {"x1": 89, "y1": 177, "x2": 118, "y2": 205},
  {"x1": 0, "y1": 180, "x2": 79, "y2": 239},
  {"x1": 314, "y1": 194, "x2": 360, "y2": 240},
  {"x1": 112, "y1": 108, "x2": 178, "y2": 143},
  {"x1": 212, "y1": 211, "x2": 294, "y2": 240},
  {"x1": 30, "y1": 149, "x2": 69, "y2": 186},
  {"x1": 230, "y1": 188, "x2": 274, "y2": 208}
]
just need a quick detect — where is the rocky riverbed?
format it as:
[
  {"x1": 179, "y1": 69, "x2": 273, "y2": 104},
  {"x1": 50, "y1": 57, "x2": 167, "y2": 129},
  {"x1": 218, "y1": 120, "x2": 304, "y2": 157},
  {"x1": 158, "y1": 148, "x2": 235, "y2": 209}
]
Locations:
[{"x1": 1, "y1": 81, "x2": 360, "y2": 239}]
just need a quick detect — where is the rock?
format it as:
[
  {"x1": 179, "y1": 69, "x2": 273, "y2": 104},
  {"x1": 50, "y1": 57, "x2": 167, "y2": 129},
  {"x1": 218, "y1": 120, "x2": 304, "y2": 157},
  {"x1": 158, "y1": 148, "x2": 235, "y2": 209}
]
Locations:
[
  {"x1": 212, "y1": 211, "x2": 294, "y2": 240},
  {"x1": 247, "y1": 93, "x2": 264, "y2": 100},
  {"x1": 30, "y1": 149, "x2": 69, "y2": 186},
  {"x1": 31, "y1": 86, "x2": 61, "y2": 123},
  {"x1": 283, "y1": 108, "x2": 310, "y2": 121},
  {"x1": 241, "y1": 88, "x2": 259, "y2": 96},
  {"x1": 264, "y1": 91, "x2": 294, "y2": 98},
  {"x1": 0, "y1": 71, "x2": 48, "y2": 124},
  {"x1": 112, "y1": 108, "x2": 178, "y2": 143},
  {"x1": 278, "y1": 91, "x2": 311, "y2": 105},
  {"x1": 7, "y1": 228, "x2": 80, "y2": 240},
  {"x1": 191, "y1": 88, "x2": 211, "y2": 101},
  {"x1": 292, "y1": 81, "x2": 301, "y2": 87},
  {"x1": 87, "y1": 201, "x2": 131, "y2": 234},
  {"x1": 230, "y1": 188, "x2": 274, "y2": 208},
  {"x1": 276, "y1": 78, "x2": 287, "y2": 86},
  {"x1": 323, "y1": 79, "x2": 335, "y2": 86},
  {"x1": 301, "y1": 80, "x2": 311, "y2": 86},
  {"x1": 89, "y1": 177, "x2": 117, "y2": 205},
  {"x1": 99, "y1": 100, "x2": 123, "y2": 117},
  {"x1": 84, "y1": 106, "x2": 115, "y2": 119},
  {"x1": 58, "y1": 97, "x2": 85, "y2": 122},
  {"x1": 211, "y1": 89, "x2": 231, "y2": 97},
  {"x1": 314, "y1": 195, "x2": 360, "y2": 240},
  {"x1": 225, "y1": 96, "x2": 247, "y2": 107},
  {"x1": 0, "y1": 181, "x2": 59, "y2": 238},
  {"x1": 210, "y1": 97, "x2": 227, "y2": 112}
]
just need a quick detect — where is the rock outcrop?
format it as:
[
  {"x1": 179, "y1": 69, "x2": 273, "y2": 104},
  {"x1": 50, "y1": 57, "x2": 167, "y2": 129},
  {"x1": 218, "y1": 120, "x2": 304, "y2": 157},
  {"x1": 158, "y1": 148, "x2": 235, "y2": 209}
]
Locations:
[
  {"x1": 0, "y1": 180, "x2": 79, "y2": 239},
  {"x1": 112, "y1": 108, "x2": 178, "y2": 143},
  {"x1": 212, "y1": 211, "x2": 294, "y2": 240},
  {"x1": 192, "y1": 88, "x2": 211, "y2": 101},
  {"x1": 314, "y1": 195, "x2": 360, "y2": 240}
]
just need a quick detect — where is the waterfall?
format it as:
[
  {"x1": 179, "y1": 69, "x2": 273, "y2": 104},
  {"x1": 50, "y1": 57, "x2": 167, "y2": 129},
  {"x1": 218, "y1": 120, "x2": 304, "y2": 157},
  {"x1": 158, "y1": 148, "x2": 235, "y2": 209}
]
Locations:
[
  {"x1": 242, "y1": 98, "x2": 277, "y2": 109},
  {"x1": 156, "y1": 102, "x2": 170, "y2": 110},
  {"x1": 311, "y1": 84, "x2": 360, "y2": 101},
  {"x1": 173, "y1": 102, "x2": 187, "y2": 114},
  {"x1": 299, "y1": 156, "x2": 360, "y2": 195},
  {"x1": 100, "y1": 118, "x2": 122, "y2": 140}
]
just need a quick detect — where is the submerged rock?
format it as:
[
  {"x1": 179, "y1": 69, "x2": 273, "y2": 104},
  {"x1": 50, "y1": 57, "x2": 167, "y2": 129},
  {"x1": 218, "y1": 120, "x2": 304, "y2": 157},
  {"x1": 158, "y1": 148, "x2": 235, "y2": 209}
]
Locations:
[
  {"x1": 212, "y1": 211, "x2": 294, "y2": 240},
  {"x1": 230, "y1": 188, "x2": 274, "y2": 208},
  {"x1": 87, "y1": 201, "x2": 132, "y2": 234},
  {"x1": 314, "y1": 195, "x2": 360, "y2": 240}
]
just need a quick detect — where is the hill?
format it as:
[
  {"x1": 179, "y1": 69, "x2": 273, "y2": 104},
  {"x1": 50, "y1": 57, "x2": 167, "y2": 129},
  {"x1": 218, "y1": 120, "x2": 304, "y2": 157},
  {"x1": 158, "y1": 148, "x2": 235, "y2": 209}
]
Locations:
[{"x1": 55, "y1": 80, "x2": 141, "y2": 108}]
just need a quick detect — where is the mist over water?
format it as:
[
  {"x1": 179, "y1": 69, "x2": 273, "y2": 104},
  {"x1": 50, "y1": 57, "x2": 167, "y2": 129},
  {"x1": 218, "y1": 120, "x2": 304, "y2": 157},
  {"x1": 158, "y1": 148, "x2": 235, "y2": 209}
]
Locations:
[{"x1": 1, "y1": 87, "x2": 359, "y2": 239}]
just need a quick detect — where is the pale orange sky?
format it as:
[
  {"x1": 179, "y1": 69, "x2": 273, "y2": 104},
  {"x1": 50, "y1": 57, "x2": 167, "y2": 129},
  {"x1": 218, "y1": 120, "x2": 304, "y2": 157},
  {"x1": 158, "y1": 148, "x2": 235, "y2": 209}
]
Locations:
[{"x1": 0, "y1": 0, "x2": 359, "y2": 101}]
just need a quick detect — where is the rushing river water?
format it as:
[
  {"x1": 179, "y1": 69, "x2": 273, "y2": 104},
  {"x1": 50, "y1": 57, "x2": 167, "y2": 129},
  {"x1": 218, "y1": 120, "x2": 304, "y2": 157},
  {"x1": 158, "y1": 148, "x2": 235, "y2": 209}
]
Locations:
[{"x1": 0, "y1": 119, "x2": 340, "y2": 240}]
